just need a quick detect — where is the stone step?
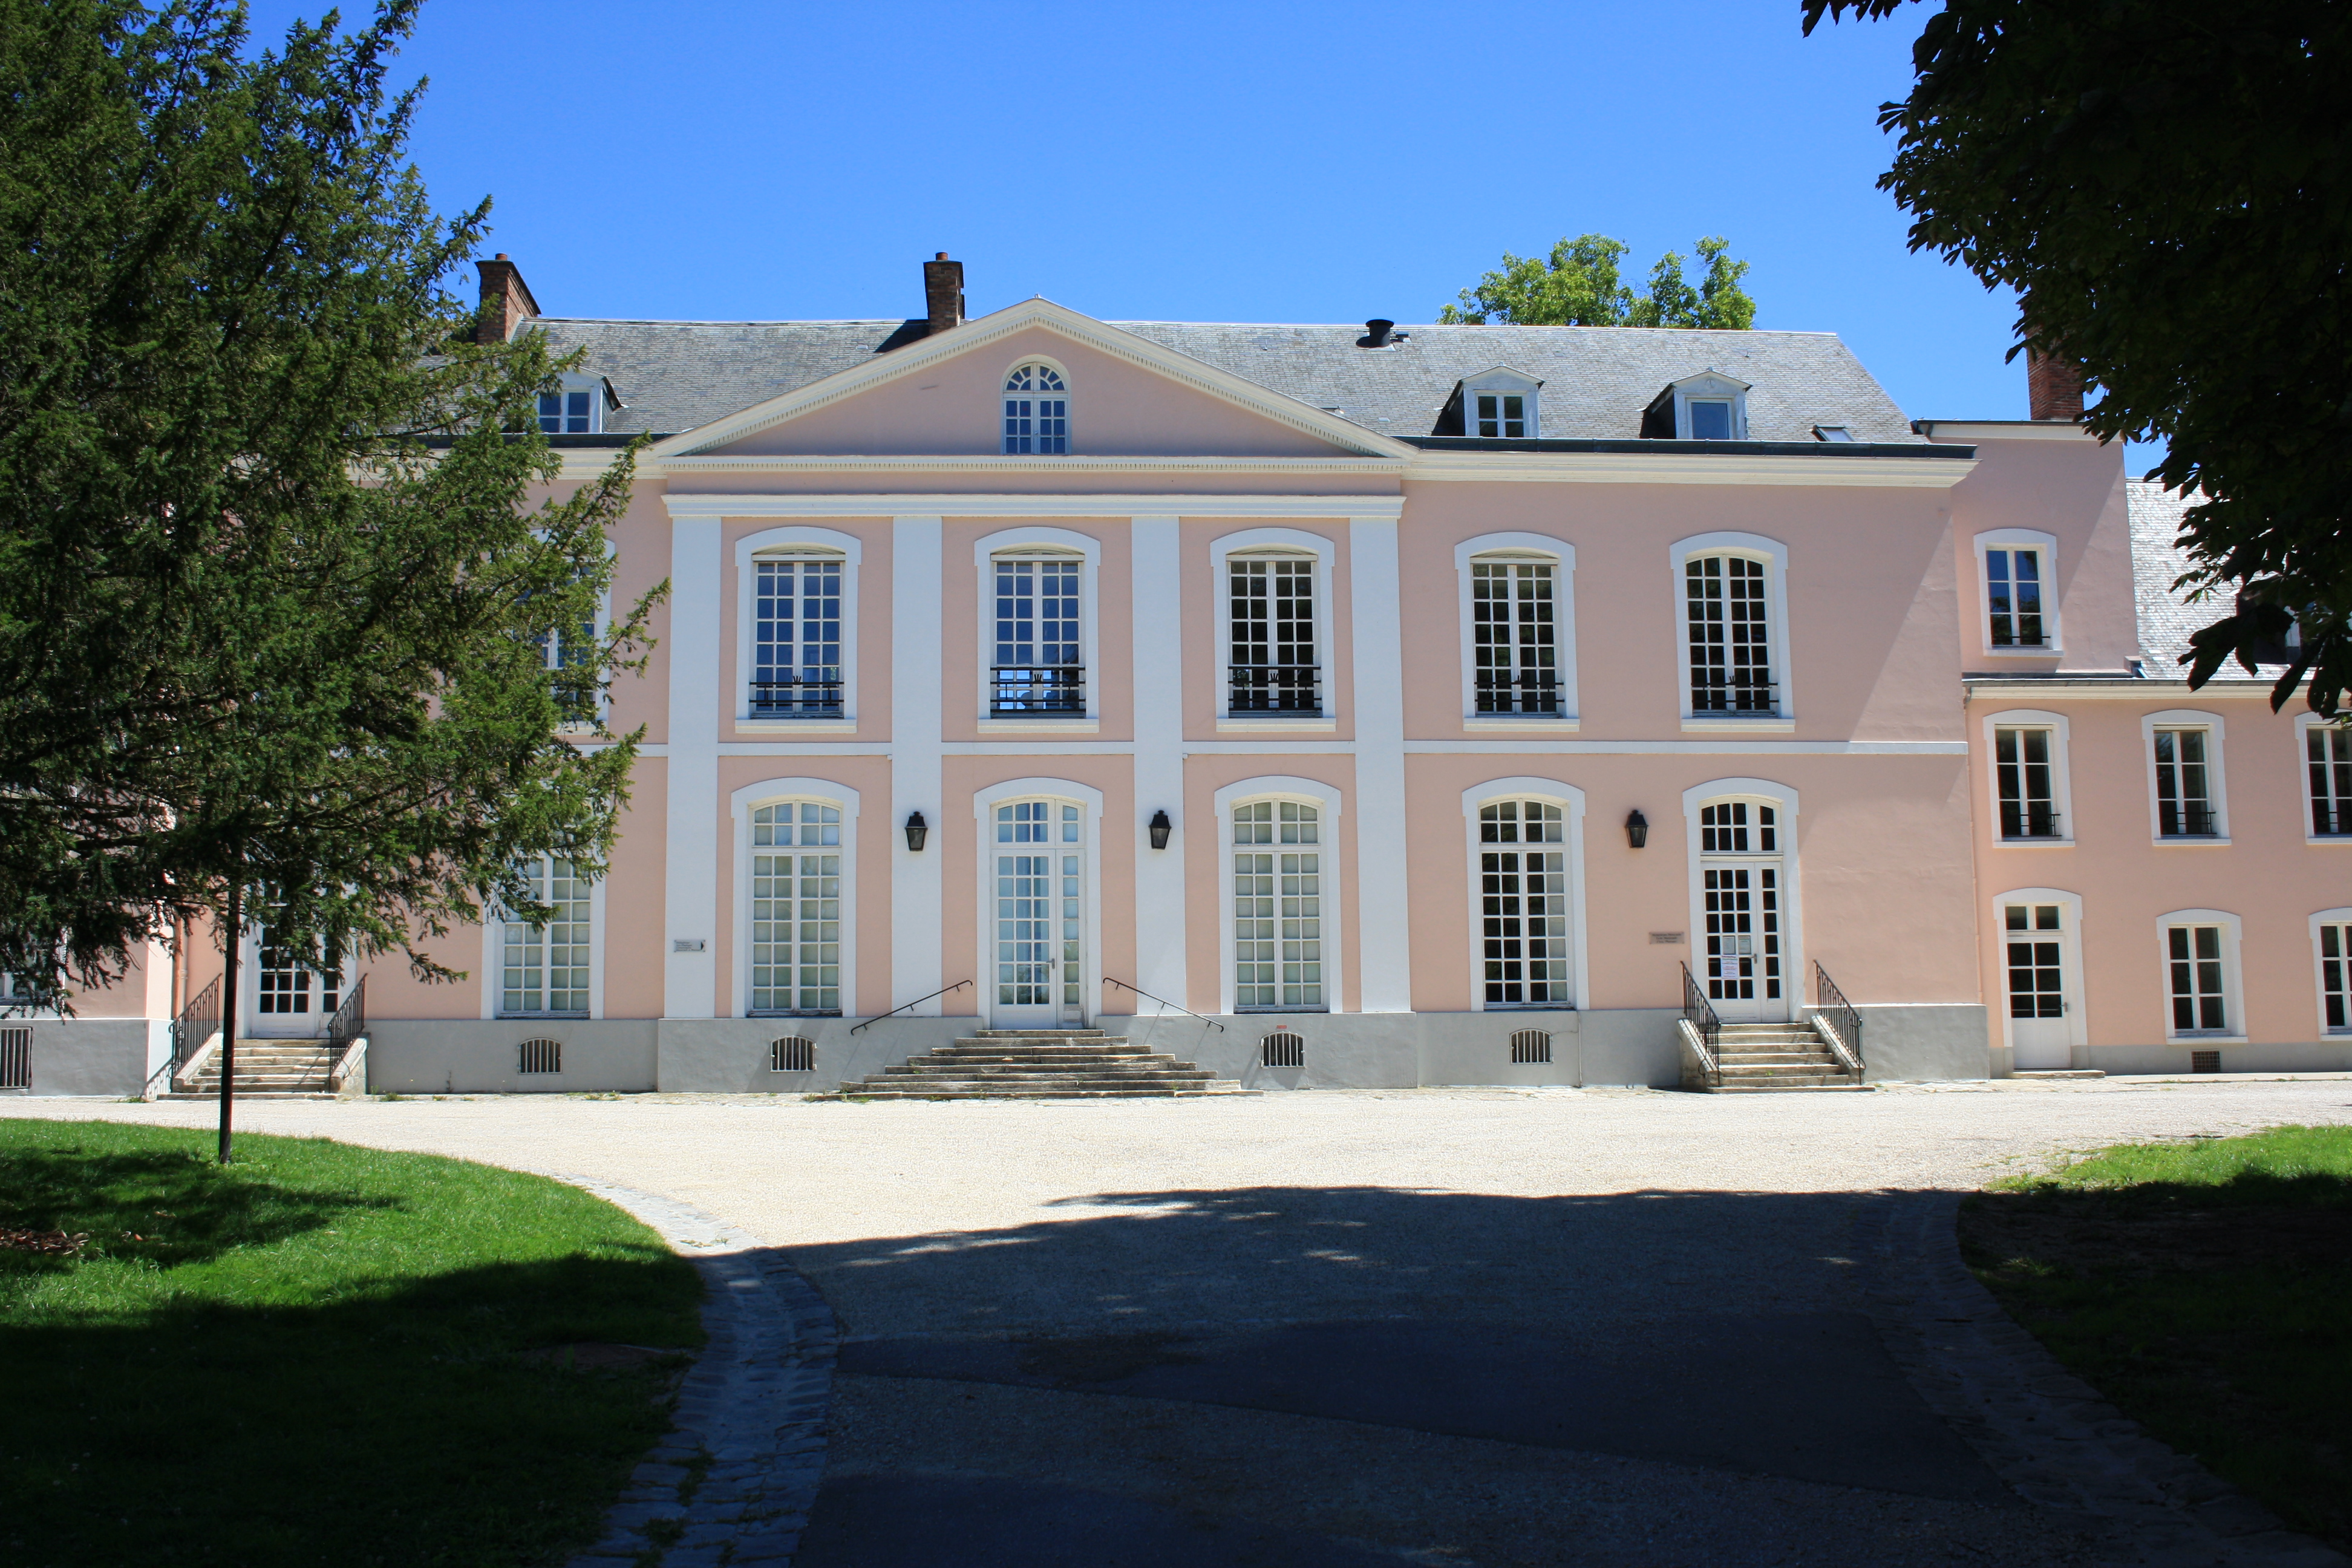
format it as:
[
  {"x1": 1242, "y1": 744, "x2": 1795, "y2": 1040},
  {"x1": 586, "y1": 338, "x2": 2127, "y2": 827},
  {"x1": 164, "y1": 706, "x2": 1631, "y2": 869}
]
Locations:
[
  {"x1": 935, "y1": 1044, "x2": 1154, "y2": 1057},
  {"x1": 967, "y1": 1030, "x2": 1112, "y2": 1039},
  {"x1": 1710, "y1": 1080, "x2": 1872, "y2": 1093},
  {"x1": 825, "y1": 1086, "x2": 1257, "y2": 1100},
  {"x1": 884, "y1": 1064, "x2": 1213, "y2": 1078},
  {"x1": 162, "y1": 1089, "x2": 338, "y2": 1100}
]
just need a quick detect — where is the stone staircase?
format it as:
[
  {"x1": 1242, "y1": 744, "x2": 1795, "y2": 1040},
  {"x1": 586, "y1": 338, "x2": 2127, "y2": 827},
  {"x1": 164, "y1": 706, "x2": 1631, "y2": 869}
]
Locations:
[
  {"x1": 165, "y1": 1039, "x2": 336, "y2": 1100},
  {"x1": 820, "y1": 1030, "x2": 1254, "y2": 1100},
  {"x1": 1696, "y1": 1020, "x2": 1869, "y2": 1093}
]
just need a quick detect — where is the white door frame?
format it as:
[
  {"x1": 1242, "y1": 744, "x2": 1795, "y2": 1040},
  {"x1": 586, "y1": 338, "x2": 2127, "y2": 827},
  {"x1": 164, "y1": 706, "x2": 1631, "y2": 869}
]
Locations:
[
  {"x1": 1992, "y1": 888, "x2": 2087, "y2": 1067},
  {"x1": 973, "y1": 778, "x2": 1103, "y2": 1029},
  {"x1": 1684, "y1": 779, "x2": 1803, "y2": 1025}
]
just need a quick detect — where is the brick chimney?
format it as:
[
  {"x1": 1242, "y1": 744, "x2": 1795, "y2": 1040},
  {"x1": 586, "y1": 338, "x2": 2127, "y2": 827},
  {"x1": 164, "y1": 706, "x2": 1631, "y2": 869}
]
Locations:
[
  {"x1": 923, "y1": 252, "x2": 964, "y2": 337},
  {"x1": 475, "y1": 253, "x2": 541, "y2": 344},
  {"x1": 2025, "y1": 344, "x2": 2085, "y2": 422}
]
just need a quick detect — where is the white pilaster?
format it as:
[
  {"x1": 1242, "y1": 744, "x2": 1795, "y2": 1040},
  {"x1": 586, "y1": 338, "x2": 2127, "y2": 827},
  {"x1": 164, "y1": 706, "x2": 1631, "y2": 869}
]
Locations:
[
  {"x1": 889, "y1": 517, "x2": 946, "y2": 1013},
  {"x1": 1129, "y1": 515, "x2": 1187, "y2": 1011},
  {"x1": 663, "y1": 514, "x2": 723, "y2": 1018},
  {"x1": 1350, "y1": 515, "x2": 1413, "y2": 1011}
]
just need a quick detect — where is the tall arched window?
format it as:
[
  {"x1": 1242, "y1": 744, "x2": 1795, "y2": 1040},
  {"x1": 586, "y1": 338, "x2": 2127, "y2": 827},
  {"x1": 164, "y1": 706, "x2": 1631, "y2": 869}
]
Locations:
[
  {"x1": 1233, "y1": 801, "x2": 1323, "y2": 1010},
  {"x1": 991, "y1": 552, "x2": 1083, "y2": 713},
  {"x1": 751, "y1": 552, "x2": 844, "y2": 717},
  {"x1": 750, "y1": 802, "x2": 841, "y2": 1016},
  {"x1": 993, "y1": 799, "x2": 1083, "y2": 1025},
  {"x1": 1003, "y1": 363, "x2": 1069, "y2": 454},
  {"x1": 1696, "y1": 800, "x2": 1782, "y2": 1017},
  {"x1": 501, "y1": 855, "x2": 592, "y2": 1018},
  {"x1": 1686, "y1": 556, "x2": 1775, "y2": 714},
  {"x1": 1478, "y1": 800, "x2": 1570, "y2": 1007},
  {"x1": 1472, "y1": 558, "x2": 1560, "y2": 714}
]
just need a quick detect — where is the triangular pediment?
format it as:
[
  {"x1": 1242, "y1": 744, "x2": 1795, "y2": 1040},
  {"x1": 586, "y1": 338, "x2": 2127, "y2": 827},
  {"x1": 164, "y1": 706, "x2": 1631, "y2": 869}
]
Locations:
[{"x1": 646, "y1": 298, "x2": 1414, "y2": 462}]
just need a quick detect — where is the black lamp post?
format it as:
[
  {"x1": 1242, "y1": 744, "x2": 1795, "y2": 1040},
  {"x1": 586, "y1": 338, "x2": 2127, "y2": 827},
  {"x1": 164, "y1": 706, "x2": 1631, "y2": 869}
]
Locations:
[
  {"x1": 1625, "y1": 809, "x2": 1648, "y2": 849},
  {"x1": 904, "y1": 811, "x2": 927, "y2": 852},
  {"x1": 1148, "y1": 809, "x2": 1172, "y2": 850}
]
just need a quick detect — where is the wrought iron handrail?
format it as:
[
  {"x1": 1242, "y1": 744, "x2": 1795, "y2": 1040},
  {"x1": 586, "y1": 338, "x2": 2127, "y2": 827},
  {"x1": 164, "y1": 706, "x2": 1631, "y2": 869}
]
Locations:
[
  {"x1": 990, "y1": 665, "x2": 1085, "y2": 714},
  {"x1": 1999, "y1": 805, "x2": 2064, "y2": 840},
  {"x1": 325, "y1": 976, "x2": 366, "y2": 1057},
  {"x1": 1688, "y1": 676, "x2": 1779, "y2": 714},
  {"x1": 1679, "y1": 962, "x2": 1722, "y2": 1089},
  {"x1": 1812, "y1": 961, "x2": 1865, "y2": 1079},
  {"x1": 1227, "y1": 663, "x2": 1322, "y2": 714},
  {"x1": 748, "y1": 678, "x2": 846, "y2": 717},
  {"x1": 2158, "y1": 803, "x2": 2219, "y2": 837},
  {"x1": 849, "y1": 979, "x2": 972, "y2": 1034},
  {"x1": 1472, "y1": 670, "x2": 1561, "y2": 715},
  {"x1": 173, "y1": 975, "x2": 223, "y2": 1070},
  {"x1": 1103, "y1": 977, "x2": 1226, "y2": 1031}
]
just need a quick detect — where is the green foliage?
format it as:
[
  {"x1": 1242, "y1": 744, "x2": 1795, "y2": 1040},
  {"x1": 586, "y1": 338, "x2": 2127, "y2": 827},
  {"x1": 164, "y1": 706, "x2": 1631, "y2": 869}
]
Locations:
[
  {"x1": 1805, "y1": 0, "x2": 2352, "y2": 713},
  {"x1": 1440, "y1": 232, "x2": 1756, "y2": 329},
  {"x1": 0, "y1": 1119, "x2": 704, "y2": 1566},
  {"x1": 0, "y1": 1, "x2": 665, "y2": 1002},
  {"x1": 1990, "y1": 1123, "x2": 2352, "y2": 1201}
]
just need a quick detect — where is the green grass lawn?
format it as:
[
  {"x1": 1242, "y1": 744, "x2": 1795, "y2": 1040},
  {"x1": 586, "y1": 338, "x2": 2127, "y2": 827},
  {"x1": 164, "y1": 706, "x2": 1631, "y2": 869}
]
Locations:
[
  {"x1": 0, "y1": 1119, "x2": 704, "y2": 1568},
  {"x1": 1962, "y1": 1124, "x2": 2352, "y2": 1550}
]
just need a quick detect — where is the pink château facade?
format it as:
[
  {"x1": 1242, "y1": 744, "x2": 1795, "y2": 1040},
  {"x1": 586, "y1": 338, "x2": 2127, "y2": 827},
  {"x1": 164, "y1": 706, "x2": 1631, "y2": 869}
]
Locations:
[{"x1": 8, "y1": 256, "x2": 2348, "y2": 1095}]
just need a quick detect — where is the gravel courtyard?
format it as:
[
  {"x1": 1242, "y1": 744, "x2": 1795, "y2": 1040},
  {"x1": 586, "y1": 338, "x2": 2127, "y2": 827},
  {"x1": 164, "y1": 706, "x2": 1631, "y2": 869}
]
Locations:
[{"x1": 10, "y1": 1076, "x2": 2349, "y2": 1566}]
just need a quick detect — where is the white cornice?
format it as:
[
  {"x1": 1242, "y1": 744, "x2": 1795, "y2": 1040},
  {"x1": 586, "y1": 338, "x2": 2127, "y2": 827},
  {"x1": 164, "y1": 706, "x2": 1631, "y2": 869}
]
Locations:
[
  {"x1": 661, "y1": 453, "x2": 1405, "y2": 477},
  {"x1": 642, "y1": 297, "x2": 1419, "y2": 463},
  {"x1": 1913, "y1": 420, "x2": 2104, "y2": 444},
  {"x1": 1402, "y1": 450, "x2": 1977, "y2": 488},
  {"x1": 1962, "y1": 679, "x2": 2288, "y2": 701},
  {"x1": 659, "y1": 492, "x2": 1408, "y2": 520}
]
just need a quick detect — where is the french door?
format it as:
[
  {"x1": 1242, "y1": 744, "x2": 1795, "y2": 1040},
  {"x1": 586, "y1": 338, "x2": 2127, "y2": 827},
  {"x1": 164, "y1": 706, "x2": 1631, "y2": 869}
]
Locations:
[
  {"x1": 1701, "y1": 862, "x2": 1785, "y2": 1022},
  {"x1": 992, "y1": 801, "x2": 1083, "y2": 1028},
  {"x1": 243, "y1": 927, "x2": 342, "y2": 1038},
  {"x1": 2004, "y1": 902, "x2": 2071, "y2": 1070}
]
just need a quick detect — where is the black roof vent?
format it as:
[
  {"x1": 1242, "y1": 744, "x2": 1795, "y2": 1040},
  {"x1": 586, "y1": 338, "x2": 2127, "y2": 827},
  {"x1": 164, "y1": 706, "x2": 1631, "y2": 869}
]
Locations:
[{"x1": 1356, "y1": 318, "x2": 1405, "y2": 348}]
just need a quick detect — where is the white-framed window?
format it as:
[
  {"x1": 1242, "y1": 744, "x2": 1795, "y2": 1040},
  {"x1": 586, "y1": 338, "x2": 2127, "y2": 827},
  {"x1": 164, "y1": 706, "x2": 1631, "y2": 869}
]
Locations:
[
  {"x1": 256, "y1": 926, "x2": 342, "y2": 1018},
  {"x1": 538, "y1": 593, "x2": 604, "y2": 734},
  {"x1": 1455, "y1": 535, "x2": 1575, "y2": 723},
  {"x1": 1002, "y1": 361, "x2": 1069, "y2": 454},
  {"x1": 2302, "y1": 717, "x2": 2352, "y2": 838},
  {"x1": 1214, "y1": 529, "x2": 1335, "y2": 724},
  {"x1": 500, "y1": 855, "x2": 594, "y2": 1018},
  {"x1": 1681, "y1": 779, "x2": 1803, "y2": 1024},
  {"x1": 2158, "y1": 910, "x2": 2242, "y2": 1039},
  {"x1": 2142, "y1": 710, "x2": 2227, "y2": 841},
  {"x1": 1982, "y1": 710, "x2": 2073, "y2": 843},
  {"x1": 1991, "y1": 888, "x2": 2087, "y2": 1067},
  {"x1": 973, "y1": 528, "x2": 1100, "y2": 726},
  {"x1": 735, "y1": 527, "x2": 861, "y2": 730},
  {"x1": 536, "y1": 376, "x2": 609, "y2": 436},
  {"x1": 971, "y1": 778, "x2": 1103, "y2": 1029},
  {"x1": 1973, "y1": 530, "x2": 2060, "y2": 653},
  {"x1": 1477, "y1": 800, "x2": 1571, "y2": 1008},
  {"x1": 1646, "y1": 371, "x2": 1751, "y2": 441},
  {"x1": 750, "y1": 802, "x2": 842, "y2": 1016},
  {"x1": 1475, "y1": 390, "x2": 1529, "y2": 438},
  {"x1": 1672, "y1": 534, "x2": 1791, "y2": 725},
  {"x1": 1445, "y1": 368, "x2": 1543, "y2": 439},
  {"x1": 1232, "y1": 801, "x2": 1325, "y2": 1011},
  {"x1": 2310, "y1": 909, "x2": 2352, "y2": 1034}
]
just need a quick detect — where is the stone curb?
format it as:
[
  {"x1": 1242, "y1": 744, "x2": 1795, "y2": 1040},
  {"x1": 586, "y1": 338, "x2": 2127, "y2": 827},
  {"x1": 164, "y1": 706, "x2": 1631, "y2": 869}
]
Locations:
[
  {"x1": 1858, "y1": 1190, "x2": 2346, "y2": 1567},
  {"x1": 547, "y1": 1175, "x2": 837, "y2": 1568}
]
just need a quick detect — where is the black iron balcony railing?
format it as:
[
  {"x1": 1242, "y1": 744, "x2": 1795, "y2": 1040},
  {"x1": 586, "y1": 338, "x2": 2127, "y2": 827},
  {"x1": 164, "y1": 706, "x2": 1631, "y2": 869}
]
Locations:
[
  {"x1": 748, "y1": 678, "x2": 846, "y2": 718},
  {"x1": 990, "y1": 665, "x2": 1085, "y2": 714},
  {"x1": 1689, "y1": 675, "x2": 1779, "y2": 714},
  {"x1": 1474, "y1": 671, "x2": 1561, "y2": 716},
  {"x1": 1229, "y1": 664, "x2": 1322, "y2": 714},
  {"x1": 2158, "y1": 803, "x2": 2219, "y2": 837},
  {"x1": 2313, "y1": 803, "x2": 2352, "y2": 837},
  {"x1": 1999, "y1": 805, "x2": 2064, "y2": 840}
]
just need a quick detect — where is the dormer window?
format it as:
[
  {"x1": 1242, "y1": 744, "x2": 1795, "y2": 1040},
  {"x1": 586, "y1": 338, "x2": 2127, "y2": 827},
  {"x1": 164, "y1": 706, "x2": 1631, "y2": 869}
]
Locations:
[
  {"x1": 1642, "y1": 371, "x2": 1752, "y2": 441},
  {"x1": 1437, "y1": 367, "x2": 1543, "y2": 439},
  {"x1": 1476, "y1": 392, "x2": 1527, "y2": 439},
  {"x1": 537, "y1": 375, "x2": 616, "y2": 435},
  {"x1": 1003, "y1": 362, "x2": 1070, "y2": 454}
]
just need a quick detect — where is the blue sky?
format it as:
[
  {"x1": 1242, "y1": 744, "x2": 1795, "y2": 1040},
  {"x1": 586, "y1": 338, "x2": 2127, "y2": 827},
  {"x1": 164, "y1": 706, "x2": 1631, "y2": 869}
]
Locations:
[{"x1": 252, "y1": 0, "x2": 2054, "y2": 430}]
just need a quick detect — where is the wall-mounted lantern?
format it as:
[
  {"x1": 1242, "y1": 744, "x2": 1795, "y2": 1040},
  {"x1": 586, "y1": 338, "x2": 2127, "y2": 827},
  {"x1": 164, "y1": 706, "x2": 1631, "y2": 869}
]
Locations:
[
  {"x1": 1625, "y1": 809, "x2": 1648, "y2": 849},
  {"x1": 1148, "y1": 809, "x2": 1172, "y2": 851},
  {"x1": 904, "y1": 811, "x2": 928, "y2": 852}
]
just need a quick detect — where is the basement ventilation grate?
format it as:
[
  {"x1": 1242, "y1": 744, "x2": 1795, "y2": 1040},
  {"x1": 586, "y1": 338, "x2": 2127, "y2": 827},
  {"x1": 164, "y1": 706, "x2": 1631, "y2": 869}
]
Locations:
[
  {"x1": 1509, "y1": 1029, "x2": 1552, "y2": 1065},
  {"x1": 2190, "y1": 1050, "x2": 2220, "y2": 1074},
  {"x1": 517, "y1": 1038, "x2": 563, "y2": 1076},
  {"x1": 1261, "y1": 1031, "x2": 1305, "y2": 1068},
  {"x1": 771, "y1": 1035, "x2": 815, "y2": 1073},
  {"x1": 0, "y1": 1027, "x2": 28, "y2": 1089}
]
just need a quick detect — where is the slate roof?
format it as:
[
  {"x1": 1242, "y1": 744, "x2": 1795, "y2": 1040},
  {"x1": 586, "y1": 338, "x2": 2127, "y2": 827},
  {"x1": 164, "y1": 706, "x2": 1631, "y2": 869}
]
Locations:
[
  {"x1": 529, "y1": 315, "x2": 1922, "y2": 445},
  {"x1": 2128, "y1": 480, "x2": 2294, "y2": 680}
]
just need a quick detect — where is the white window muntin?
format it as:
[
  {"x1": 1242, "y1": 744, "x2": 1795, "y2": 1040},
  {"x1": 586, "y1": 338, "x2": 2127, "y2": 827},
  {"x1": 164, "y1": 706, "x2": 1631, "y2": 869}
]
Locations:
[
  {"x1": 1454, "y1": 534, "x2": 1576, "y2": 727},
  {"x1": 1231, "y1": 801, "x2": 1327, "y2": 1011},
  {"x1": 1979, "y1": 710, "x2": 2075, "y2": 845},
  {"x1": 1671, "y1": 533, "x2": 1794, "y2": 728},
  {"x1": 1667, "y1": 373, "x2": 1751, "y2": 441},
  {"x1": 536, "y1": 374, "x2": 609, "y2": 436},
  {"x1": 971, "y1": 777, "x2": 1103, "y2": 1026},
  {"x1": 1002, "y1": 359, "x2": 1070, "y2": 455},
  {"x1": 488, "y1": 854, "x2": 603, "y2": 1020},
  {"x1": 972, "y1": 528, "x2": 1101, "y2": 725},
  {"x1": 1990, "y1": 887, "x2": 2088, "y2": 1057},
  {"x1": 2299, "y1": 716, "x2": 2352, "y2": 840},
  {"x1": 1971, "y1": 529, "x2": 2062, "y2": 656},
  {"x1": 734, "y1": 526, "x2": 861, "y2": 731},
  {"x1": 1212, "y1": 528, "x2": 1338, "y2": 729},
  {"x1": 2157, "y1": 909, "x2": 2244, "y2": 1042},
  {"x1": 1213, "y1": 776, "x2": 1345, "y2": 1014},
  {"x1": 2310, "y1": 908, "x2": 2352, "y2": 1036},
  {"x1": 1457, "y1": 368, "x2": 1542, "y2": 439},
  {"x1": 1462, "y1": 779, "x2": 1588, "y2": 1013},
  {"x1": 1679, "y1": 779, "x2": 1804, "y2": 1022},
  {"x1": 731, "y1": 779, "x2": 860, "y2": 1021},
  {"x1": 2140, "y1": 710, "x2": 2229, "y2": 843}
]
